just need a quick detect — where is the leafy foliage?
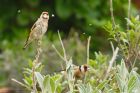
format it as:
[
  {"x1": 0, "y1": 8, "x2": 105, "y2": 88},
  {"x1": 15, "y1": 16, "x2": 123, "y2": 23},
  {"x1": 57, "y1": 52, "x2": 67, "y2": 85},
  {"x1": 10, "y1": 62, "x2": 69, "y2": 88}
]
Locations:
[
  {"x1": 116, "y1": 60, "x2": 140, "y2": 93},
  {"x1": 104, "y1": 15, "x2": 140, "y2": 68},
  {"x1": 1, "y1": 0, "x2": 140, "y2": 93}
]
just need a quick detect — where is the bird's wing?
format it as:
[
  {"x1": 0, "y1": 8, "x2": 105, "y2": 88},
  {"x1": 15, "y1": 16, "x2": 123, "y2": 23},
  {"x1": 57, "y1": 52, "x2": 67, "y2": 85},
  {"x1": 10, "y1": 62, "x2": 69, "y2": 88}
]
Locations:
[
  {"x1": 25, "y1": 19, "x2": 40, "y2": 43},
  {"x1": 29, "y1": 19, "x2": 42, "y2": 37},
  {"x1": 31, "y1": 18, "x2": 40, "y2": 31}
]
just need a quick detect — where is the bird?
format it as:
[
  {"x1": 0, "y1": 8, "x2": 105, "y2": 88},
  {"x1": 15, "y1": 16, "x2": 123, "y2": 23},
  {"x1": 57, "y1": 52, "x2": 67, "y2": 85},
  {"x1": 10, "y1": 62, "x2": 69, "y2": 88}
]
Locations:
[
  {"x1": 61, "y1": 64, "x2": 89, "y2": 79},
  {"x1": 23, "y1": 11, "x2": 49, "y2": 49},
  {"x1": 73, "y1": 64, "x2": 89, "y2": 79}
]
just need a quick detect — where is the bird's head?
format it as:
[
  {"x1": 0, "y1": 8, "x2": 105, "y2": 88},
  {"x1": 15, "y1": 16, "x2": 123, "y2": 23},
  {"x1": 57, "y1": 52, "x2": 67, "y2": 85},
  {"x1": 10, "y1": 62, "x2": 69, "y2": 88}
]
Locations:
[
  {"x1": 80, "y1": 64, "x2": 89, "y2": 73},
  {"x1": 41, "y1": 12, "x2": 49, "y2": 20}
]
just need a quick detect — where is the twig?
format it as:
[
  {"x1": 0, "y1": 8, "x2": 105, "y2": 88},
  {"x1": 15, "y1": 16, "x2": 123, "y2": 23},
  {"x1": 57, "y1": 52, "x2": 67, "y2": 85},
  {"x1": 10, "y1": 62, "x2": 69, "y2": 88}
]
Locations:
[
  {"x1": 127, "y1": 0, "x2": 131, "y2": 30},
  {"x1": 52, "y1": 44, "x2": 65, "y2": 61},
  {"x1": 84, "y1": 36, "x2": 91, "y2": 84},
  {"x1": 104, "y1": 46, "x2": 119, "y2": 80},
  {"x1": 52, "y1": 44, "x2": 65, "y2": 69},
  {"x1": 131, "y1": 29, "x2": 140, "y2": 68},
  {"x1": 32, "y1": 62, "x2": 37, "y2": 93},
  {"x1": 52, "y1": 31, "x2": 68, "y2": 69},
  {"x1": 132, "y1": 52, "x2": 139, "y2": 68},
  {"x1": 32, "y1": 40, "x2": 42, "y2": 93},
  {"x1": 57, "y1": 31, "x2": 74, "y2": 92},
  {"x1": 87, "y1": 36, "x2": 91, "y2": 64},
  {"x1": 11, "y1": 78, "x2": 31, "y2": 91},
  {"x1": 110, "y1": 42, "x2": 114, "y2": 53},
  {"x1": 109, "y1": 0, "x2": 116, "y2": 28},
  {"x1": 58, "y1": 31, "x2": 67, "y2": 62}
]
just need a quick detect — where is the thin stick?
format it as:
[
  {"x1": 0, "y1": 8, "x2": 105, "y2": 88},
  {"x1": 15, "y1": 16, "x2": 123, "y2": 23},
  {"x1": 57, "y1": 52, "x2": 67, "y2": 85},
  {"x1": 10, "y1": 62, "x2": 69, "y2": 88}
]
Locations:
[
  {"x1": 52, "y1": 44, "x2": 65, "y2": 61},
  {"x1": 87, "y1": 36, "x2": 91, "y2": 64},
  {"x1": 52, "y1": 31, "x2": 68, "y2": 70},
  {"x1": 127, "y1": 0, "x2": 131, "y2": 30},
  {"x1": 110, "y1": 41, "x2": 114, "y2": 53},
  {"x1": 32, "y1": 62, "x2": 37, "y2": 93},
  {"x1": 11, "y1": 78, "x2": 31, "y2": 90},
  {"x1": 52, "y1": 44, "x2": 65, "y2": 69},
  {"x1": 132, "y1": 52, "x2": 138, "y2": 68},
  {"x1": 109, "y1": 0, "x2": 116, "y2": 28},
  {"x1": 58, "y1": 31, "x2": 67, "y2": 62},
  {"x1": 56, "y1": 31, "x2": 74, "y2": 92},
  {"x1": 84, "y1": 36, "x2": 91, "y2": 84},
  {"x1": 104, "y1": 47, "x2": 119, "y2": 80},
  {"x1": 32, "y1": 40, "x2": 42, "y2": 93}
]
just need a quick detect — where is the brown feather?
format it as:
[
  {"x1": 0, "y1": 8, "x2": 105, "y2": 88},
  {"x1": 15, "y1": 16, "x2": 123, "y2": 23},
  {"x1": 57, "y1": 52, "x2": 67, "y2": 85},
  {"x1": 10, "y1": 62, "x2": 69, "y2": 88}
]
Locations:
[{"x1": 23, "y1": 22, "x2": 37, "y2": 49}]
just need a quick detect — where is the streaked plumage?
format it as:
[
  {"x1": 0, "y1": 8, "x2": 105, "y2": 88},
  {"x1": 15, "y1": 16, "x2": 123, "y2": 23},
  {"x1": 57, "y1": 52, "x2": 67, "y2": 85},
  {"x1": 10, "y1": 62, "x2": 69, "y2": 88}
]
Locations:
[{"x1": 23, "y1": 12, "x2": 49, "y2": 49}]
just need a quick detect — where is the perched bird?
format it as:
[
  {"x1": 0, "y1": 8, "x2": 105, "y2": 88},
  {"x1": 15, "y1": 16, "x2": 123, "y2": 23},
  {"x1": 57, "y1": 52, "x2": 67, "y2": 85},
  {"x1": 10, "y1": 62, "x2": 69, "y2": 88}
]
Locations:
[
  {"x1": 73, "y1": 64, "x2": 89, "y2": 79},
  {"x1": 23, "y1": 11, "x2": 49, "y2": 49},
  {"x1": 61, "y1": 64, "x2": 89, "y2": 79}
]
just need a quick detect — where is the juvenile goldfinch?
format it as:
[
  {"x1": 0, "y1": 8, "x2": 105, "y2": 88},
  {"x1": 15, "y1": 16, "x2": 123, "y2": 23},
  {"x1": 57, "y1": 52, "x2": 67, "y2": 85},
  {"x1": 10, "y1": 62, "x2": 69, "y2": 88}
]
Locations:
[{"x1": 23, "y1": 11, "x2": 49, "y2": 49}]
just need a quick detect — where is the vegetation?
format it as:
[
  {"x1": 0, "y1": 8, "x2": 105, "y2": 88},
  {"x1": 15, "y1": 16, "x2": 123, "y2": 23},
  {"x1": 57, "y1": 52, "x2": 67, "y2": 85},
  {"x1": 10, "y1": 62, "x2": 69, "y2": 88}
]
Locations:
[{"x1": 0, "y1": 0, "x2": 140, "y2": 93}]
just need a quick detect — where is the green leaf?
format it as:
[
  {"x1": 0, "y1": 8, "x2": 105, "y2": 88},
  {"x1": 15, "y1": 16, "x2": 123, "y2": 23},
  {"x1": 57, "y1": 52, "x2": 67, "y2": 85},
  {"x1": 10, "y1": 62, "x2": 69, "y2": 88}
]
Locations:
[
  {"x1": 128, "y1": 75, "x2": 136, "y2": 93},
  {"x1": 96, "y1": 80, "x2": 108, "y2": 90},
  {"x1": 78, "y1": 83, "x2": 93, "y2": 93},
  {"x1": 43, "y1": 75, "x2": 51, "y2": 93},
  {"x1": 125, "y1": 18, "x2": 134, "y2": 27},
  {"x1": 88, "y1": 59, "x2": 97, "y2": 67},
  {"x1": 116, "y1": 74, "x2": 126, "y2": 92},
  {"x1": 56, "y1": 84, "x2": 62, "y2": 93},
  {"x1": 50, "y1": 78, "x2": 55, "y2": 93}
]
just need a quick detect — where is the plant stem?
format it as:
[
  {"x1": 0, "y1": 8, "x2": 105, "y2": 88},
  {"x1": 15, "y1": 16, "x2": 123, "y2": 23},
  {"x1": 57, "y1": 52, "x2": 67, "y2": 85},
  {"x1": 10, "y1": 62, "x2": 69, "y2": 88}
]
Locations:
[
  {"x1": 87, "y1": 36, "x2": 91, "y2": 64},
  {"x1": 109, "y1": 0, "x2": 116, "y2": 28},
  {"x1": 58, "y1": 31, "x2": 68, "y2": 62},
  {"x1": 52, "y1": 44, "x2": 65, "y2": 69},
  {"x1": 127, "y1": 0, "x2": 131, "y2": 30},
  {"x1": 11, "y1": 78, "x2": 31, "y2": 90},
  {"x1": 32, "y1": 40, "x2": 42, "y2": 93},
  {"x1": 104, "y1": 46, "x2": 119, "y2": 80}
]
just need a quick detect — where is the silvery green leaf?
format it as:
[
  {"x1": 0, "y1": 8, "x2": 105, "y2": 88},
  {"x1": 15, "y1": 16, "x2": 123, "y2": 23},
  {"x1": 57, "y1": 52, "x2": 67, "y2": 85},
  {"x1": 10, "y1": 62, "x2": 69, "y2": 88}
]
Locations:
[
  {"x1": 35, "y1": 72, "x2": 44, "y2": 91},
  {"x1": 135, "y1": 15, "x2": 139, "y2": 21},
  {"x1": 43, "y1": 75, "x2": 51, "y2": 93},
  {"x1": 128, "y1": 75, "x2": 136, "y2": 93},
  {"x1": 125, "y1": 18, "x2": 134, "y2": 27},
  {"x1": 78, "y1": 83, "x2": 93, "y2": 93}
]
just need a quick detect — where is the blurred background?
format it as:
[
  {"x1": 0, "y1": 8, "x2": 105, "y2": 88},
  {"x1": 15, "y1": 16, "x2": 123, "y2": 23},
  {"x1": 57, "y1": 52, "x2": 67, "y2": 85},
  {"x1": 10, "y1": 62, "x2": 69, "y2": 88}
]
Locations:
[{"x1": 0, "y1": 0, "x2": 140, "y2": 92}]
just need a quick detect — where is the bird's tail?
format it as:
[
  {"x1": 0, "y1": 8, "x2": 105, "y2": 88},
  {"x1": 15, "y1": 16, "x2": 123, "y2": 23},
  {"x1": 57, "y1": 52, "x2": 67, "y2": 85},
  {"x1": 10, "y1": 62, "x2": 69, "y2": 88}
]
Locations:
[
  {"x1": 23, "y1": 32, "x2": 32, "y2": 50},
  {"x1": 23, "y1": 39, "x2": 30, "y2": 50},
  {"x1": 23, "y1": 43, "x2": 28, "y2": 50}
]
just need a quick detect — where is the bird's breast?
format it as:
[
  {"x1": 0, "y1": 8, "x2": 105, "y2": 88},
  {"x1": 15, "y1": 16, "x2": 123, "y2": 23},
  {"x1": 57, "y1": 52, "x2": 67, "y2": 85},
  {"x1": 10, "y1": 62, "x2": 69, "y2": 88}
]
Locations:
[{"x1": 42, "y1": 23, "x2": 48, "y2": 34}]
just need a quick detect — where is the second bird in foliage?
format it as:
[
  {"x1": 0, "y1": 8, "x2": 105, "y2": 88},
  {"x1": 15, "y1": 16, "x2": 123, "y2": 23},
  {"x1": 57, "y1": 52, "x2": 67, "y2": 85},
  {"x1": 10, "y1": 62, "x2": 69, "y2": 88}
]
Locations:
[{"x1": 61, "y1": 64, "x2": 89, "y2": 79}]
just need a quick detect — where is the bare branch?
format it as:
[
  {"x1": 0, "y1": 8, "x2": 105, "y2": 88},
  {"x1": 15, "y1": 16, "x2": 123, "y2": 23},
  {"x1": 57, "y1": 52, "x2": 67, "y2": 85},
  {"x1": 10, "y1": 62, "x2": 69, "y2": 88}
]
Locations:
[
  {"x1": 58, "y1": 31, "x2": 68, "y2": 62},
  {"x1": 87, "y1": 36, "x2": 91, "y2": 63},
  {"x1": 104, "y1": 47, "x2": 119, "y2": 80},
  {"x1": 110, "y1": 41, "x2": 114, "y2": 53},
  {"x1": 127, "y1": 0, "x2": 131, "y2": 30},
  {"x1": 52, "y1": 44, "x2": 65, "y2": 69},
  {"x1": 109, "y1": 0, "x2": 116, "y2": 28},
  {"x1": 11, "y1": 78, "x2": 31, "y2": 90},
  {"x1": 52, "y1": 44, "x2": 65, "y2": 61}
]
